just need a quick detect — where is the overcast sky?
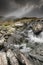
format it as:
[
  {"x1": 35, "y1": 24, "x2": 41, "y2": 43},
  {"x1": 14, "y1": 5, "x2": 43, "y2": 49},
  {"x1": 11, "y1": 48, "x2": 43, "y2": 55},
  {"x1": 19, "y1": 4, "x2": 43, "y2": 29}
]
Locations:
[{"x1": 0, "y1": 0, "x2": 43, "y2": 18}]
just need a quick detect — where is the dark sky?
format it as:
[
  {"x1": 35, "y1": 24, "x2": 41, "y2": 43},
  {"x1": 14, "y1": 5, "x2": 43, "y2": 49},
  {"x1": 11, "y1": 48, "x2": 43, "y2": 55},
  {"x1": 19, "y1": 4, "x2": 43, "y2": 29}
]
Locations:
[{"x1": 0, "y1": 0, "x2": 43, "y2": 17}]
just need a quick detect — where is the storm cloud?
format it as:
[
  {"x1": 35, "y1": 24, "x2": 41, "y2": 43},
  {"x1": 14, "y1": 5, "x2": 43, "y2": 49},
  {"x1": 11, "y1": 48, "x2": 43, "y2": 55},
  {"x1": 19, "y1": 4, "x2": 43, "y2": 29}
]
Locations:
[
  {"x1": 15, "y1": 0, "x2": 41, "y2": 6},
  {"x1": 23, "y1": 5, "x2": 43, "y2": 17},
  {"x1": 0, "y1": 0, "x2": 43, "y2": 17}
]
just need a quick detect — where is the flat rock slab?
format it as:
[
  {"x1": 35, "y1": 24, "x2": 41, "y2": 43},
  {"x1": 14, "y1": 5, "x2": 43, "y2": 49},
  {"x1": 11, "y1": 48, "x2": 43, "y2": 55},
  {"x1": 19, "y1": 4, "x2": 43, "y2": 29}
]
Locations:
[{"x1": 0, "y1": 52, "x2": 8, "y2": 65}]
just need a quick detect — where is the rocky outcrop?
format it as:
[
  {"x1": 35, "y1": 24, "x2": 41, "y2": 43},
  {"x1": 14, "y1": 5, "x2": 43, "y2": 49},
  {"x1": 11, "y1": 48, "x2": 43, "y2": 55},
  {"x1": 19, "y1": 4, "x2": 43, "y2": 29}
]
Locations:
[{"x1": 0, "y1": 52, "x2": 8, "y2": 65}]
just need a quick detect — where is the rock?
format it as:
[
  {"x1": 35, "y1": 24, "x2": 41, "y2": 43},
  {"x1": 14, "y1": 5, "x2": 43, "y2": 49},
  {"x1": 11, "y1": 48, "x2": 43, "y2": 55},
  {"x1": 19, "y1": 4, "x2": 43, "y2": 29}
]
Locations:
[
  {"x1": 15, "y1": 22, "x2": 24, "y2": 27},
  {"x1": 28, "y1": 45, "x2": 43, "y2": 65},
  {"x1": 20, "y1": 53, "x2": 33, "y2": 65},
  {"x1": 32, "y1": 22, "x2": 43, "y2": 35},
  {"x1": 0, "y1": 34, "x2": 2, "y2": 38},
  {"x1": 0, "y1": 37, "x2": 5, "y2": 45},
  {"x1": 8, "y1": 27, "x2": 15, "y2": 34},
  {"x1": 20, "y1": 44, "x2": 32, "y2": 53},
  {"x1": 0, "y1": 52, "x2": 8, "y2": 65},
  {"x1": 0, "y1": 30, "x2": 6, "y2": 34},
  {"x1": 7, "y1": 49, "x2": 19, "y2": 65},
  {"x1": 15, "y1": 50, "x2": 33, "y2": 65}
]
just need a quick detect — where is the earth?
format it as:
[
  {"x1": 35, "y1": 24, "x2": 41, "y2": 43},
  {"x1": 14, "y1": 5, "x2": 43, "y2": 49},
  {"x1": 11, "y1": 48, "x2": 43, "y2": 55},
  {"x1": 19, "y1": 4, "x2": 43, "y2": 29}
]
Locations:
[{"x1": 0, "y1": 17, "x2": 43, "y2": 65}]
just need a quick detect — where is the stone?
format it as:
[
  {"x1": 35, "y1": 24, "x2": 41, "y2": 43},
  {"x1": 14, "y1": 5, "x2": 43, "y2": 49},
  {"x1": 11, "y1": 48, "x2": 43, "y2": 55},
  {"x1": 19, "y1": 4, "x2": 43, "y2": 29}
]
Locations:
[
  {"x1": 15, "y1": 22, "x2": 24, "y2": 27},
  {"x1": 15, "y1": 50, "x2": 33, "y2": 65},
  {"x1": 0, "y1": 37, "x2": 5, "y2": 45},
  {"x1": 7, "y1": 49, "x2": 19, "y2": 65},
  {"x1": 0, "y1": 52, "x2": 8, "y2": 65},
  {"x1": 32, "y1": 22, "x2": 43, "y2": 35}
]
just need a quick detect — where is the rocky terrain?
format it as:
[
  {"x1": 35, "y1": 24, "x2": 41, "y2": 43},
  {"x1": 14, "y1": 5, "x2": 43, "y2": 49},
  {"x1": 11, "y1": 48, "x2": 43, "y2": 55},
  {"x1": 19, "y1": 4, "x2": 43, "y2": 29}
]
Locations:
[{"x1": 0, "y1": 17, "x2": 43, "y2": 65}]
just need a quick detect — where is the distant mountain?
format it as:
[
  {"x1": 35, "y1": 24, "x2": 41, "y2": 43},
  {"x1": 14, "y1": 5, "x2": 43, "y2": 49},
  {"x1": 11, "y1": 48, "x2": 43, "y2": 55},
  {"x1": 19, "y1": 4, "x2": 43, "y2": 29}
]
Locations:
[{"x1": 4, "y1": 16, "x2": 17, "y2": 21}]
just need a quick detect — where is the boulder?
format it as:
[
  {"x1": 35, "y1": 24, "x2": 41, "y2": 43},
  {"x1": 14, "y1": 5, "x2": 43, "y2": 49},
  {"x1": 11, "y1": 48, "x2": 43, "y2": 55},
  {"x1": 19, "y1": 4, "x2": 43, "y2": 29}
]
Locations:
[
  {"x1": 32, "y1": 23, "x2": 43, "y2": 35},
  {"x1": 7, "y1": 49, "x2": 19, "y2": 65},
  {"x1": 0, "y1": 52, "x2": 8, "y2": 65}
]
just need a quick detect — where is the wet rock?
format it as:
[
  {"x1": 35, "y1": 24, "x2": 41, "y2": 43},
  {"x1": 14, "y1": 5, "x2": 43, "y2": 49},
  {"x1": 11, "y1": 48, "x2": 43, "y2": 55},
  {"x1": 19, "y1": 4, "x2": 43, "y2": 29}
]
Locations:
[
  {"x1": 19, "y1": 53, "x2": 33, "y2": 65},
  {"x1": 0, "y1": 30, "x2": 6, "y2": 34},
  {"x1": 0, "y1": 37, "x2": 5, "y2": 45},
  {"x1": 6, "y1": 31, "x2": 23, "y2": 45},
  {"x1": 32, "y1": 22, "x2": 43, "y2": 35},
  {"x1": 15, "y1": 22, "x2": 24, "y2": 27},
  {"x1": 7, "y1": 49, "x2": 19, "y2": 65},
  {"x1": 15, "y1": 50, "x2": 33, "y2": 65},
  {"x1": 4, "y1": 33, "x2": 11, "y2": 40},
  {"x1": 20, "y1": 44, "x2": 32, "y2": 53},
  {"x1": 0, "y1": 34, "x2": 2, "y2": 38},
  {"x1": 0, "y1": 52, "x2": 8, "y2": 65},
  {"x1": 28, "y1": 45, "x2": 43, "y2": 63},
  {"x1": 8, "y1": 27, "x2": 15, "y2": 34}
]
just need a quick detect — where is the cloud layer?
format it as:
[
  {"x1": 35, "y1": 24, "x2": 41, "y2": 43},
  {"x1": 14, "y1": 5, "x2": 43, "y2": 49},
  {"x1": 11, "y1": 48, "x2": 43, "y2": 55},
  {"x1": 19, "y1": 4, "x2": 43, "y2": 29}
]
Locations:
[{"x1": 0, "y1": 0, "x2": 43, "y2": 17}]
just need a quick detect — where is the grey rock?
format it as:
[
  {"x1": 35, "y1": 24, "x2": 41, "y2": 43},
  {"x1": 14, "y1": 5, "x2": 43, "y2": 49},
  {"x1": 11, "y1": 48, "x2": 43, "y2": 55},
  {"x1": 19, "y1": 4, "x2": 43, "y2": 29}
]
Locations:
[
  {"x1": 7, "y1": 49, "x2": 19, "y2": 65},
  {"x1": 0, "y1": 52, "x2": 8, "y2": 65}
]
